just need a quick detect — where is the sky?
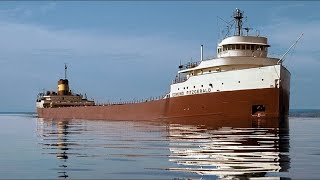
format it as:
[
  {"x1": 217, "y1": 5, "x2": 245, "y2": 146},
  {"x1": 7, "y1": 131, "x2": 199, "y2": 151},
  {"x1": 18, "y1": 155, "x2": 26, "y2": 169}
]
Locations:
[{"x1": 0, "y1": 1, "x2": 318, "y2": 111}]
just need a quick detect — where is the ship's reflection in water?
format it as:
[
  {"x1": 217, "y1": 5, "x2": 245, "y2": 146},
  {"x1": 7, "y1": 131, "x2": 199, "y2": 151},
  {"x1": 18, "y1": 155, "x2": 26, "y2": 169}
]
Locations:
[
  {"x1": 37, "y1": 119, "x2": 85, "y2": 179},
  {"x1": 167, "y1": 118, "x2": 290, "y2": 179},
  {"x1": 36, "y1": 117, "x2": 290, "y2": 179}
]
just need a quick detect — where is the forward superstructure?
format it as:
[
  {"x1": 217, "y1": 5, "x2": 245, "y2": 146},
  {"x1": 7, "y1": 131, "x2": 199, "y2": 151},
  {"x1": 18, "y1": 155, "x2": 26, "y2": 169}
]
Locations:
[{"x1": 37, "y1": 9, "x2": 291, "y2": 121}]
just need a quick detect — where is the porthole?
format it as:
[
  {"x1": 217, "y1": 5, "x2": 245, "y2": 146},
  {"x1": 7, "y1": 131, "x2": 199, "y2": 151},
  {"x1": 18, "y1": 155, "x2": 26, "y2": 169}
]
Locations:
[
  {"x1": 238, "y1": 81, "x2": 240, "y2": 83},
  {"x1": 184, "y1": 87, "x2": 185, "y2": 89},
  {"x1": 187, "y1": 87, "x2": 188, "y2": 89},
  {"x1": 262, "y1": 79, "x2": 264, "y2": 81},
  {"x1": 178, "y1": 88, "x2": 180, "y2": 90},
  {"x1": 209, "y1": 83, "x2": 213, "y2": 87},
  {"x1": 222, "y1": 83, "x2": 224, "y2": 85},
  {"x1": 201, "y1": 85, "x2": 203, "y2": 87},
  {"x1": 209, "y1": 70, "x2": 211, "y2": 72},
  {"x1": 194, "y1": 86, "x2": 195, "y2": 88}
]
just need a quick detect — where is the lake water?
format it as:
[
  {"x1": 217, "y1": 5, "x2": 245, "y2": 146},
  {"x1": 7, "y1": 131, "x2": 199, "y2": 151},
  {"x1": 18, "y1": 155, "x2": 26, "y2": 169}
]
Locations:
[{"x1": 0, "y1": 111, "x2": 319, "y2": 179}]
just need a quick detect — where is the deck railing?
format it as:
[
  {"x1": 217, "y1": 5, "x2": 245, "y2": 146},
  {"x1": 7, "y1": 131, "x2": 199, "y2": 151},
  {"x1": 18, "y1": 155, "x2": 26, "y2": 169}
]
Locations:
[
  {"x1": 178, "y1": 61, "x2": 201, "y2": 70},
  {"x1": 172, "y1": 77, "x2": 188, "y2": 84},
  {"x1": 95, "y1": 94, "x2": 170, "y2": 106}
]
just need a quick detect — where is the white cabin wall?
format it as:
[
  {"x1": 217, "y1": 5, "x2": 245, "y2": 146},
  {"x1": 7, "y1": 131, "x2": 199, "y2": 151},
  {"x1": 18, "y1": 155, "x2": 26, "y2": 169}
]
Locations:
[{"x1": 170, "y1": 65, "x2": 281, "y2": 97}]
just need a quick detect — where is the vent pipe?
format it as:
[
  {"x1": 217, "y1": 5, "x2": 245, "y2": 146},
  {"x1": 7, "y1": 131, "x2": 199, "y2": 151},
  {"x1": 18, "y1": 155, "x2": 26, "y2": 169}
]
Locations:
[{"x1": 200, "y1": 45, "x2": 203, "y2": 61}]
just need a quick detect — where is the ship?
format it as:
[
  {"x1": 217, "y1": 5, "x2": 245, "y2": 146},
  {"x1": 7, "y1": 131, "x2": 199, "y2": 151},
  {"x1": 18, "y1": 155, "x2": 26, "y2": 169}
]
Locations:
[{"x1": 37, "y1": 9, "x2": 291, "y2": 122}]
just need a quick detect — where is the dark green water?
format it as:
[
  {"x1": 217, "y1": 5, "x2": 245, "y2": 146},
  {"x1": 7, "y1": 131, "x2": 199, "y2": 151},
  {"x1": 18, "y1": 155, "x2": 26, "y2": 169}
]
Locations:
[{"x1": 0, "y1": 111, "x2": 319, "y2": 179}]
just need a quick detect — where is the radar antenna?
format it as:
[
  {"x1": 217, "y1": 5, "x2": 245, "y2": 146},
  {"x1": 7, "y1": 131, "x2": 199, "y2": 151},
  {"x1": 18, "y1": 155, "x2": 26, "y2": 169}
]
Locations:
[
  {"x1": 243, "y1": 27, "x2": 252, "y2": 36},
  {"x1": 233, "y1": 8, "x2": 244, "y2": 36}
]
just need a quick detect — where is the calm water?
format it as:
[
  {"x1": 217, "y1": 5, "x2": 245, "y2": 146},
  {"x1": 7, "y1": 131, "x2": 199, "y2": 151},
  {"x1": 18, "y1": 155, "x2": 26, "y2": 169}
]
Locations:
[{"x1": 0, "y1": 111, "x2": 319, "y2": 179}]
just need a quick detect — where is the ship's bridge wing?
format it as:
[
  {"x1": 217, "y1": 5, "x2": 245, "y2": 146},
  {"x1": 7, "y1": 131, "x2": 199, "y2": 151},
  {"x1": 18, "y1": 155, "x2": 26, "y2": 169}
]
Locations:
[{"x1": 178, "y1": 57, "x2": 279, "y2": 74}]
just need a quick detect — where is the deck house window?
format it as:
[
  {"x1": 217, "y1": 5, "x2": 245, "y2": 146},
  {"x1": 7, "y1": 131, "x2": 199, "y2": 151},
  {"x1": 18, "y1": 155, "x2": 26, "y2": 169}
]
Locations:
[
  {"x1": 250, "y1": 45, "x2": 255, "y2": 50},
  {"x1": 256, "y1": 45, "x2": 261, "y2": 51}
]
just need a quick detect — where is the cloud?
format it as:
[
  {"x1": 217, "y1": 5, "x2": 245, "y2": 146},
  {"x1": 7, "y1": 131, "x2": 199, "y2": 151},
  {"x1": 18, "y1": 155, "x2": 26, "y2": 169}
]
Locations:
[
  {"x1": 0, "y1": 2, "x2": 57, "y2": 21},
  {"x1": 0, "y1": 20, "x2": 190, "y2": 61}
]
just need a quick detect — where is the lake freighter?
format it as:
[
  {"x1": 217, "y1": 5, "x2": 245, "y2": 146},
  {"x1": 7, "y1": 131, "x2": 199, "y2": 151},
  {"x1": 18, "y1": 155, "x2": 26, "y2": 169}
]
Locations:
[{"x1": 36, "y1": 9, "x2": 290, "y2": 121}]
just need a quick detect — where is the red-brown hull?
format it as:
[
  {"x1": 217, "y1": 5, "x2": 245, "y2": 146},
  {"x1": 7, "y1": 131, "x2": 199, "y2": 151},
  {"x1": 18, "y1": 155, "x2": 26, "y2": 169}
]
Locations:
[{"x1": 37, "y1": 87, "x2": 289, "y2": 121}]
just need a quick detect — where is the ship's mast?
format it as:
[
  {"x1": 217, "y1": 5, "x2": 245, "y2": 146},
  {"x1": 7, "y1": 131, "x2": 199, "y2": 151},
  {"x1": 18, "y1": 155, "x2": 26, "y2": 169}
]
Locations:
[
  {"x1": 233, "y1": 8, "x2": 244, "y2": 36},
  {"x1": 64, "y1": 63, "x2": 67, "y2": 80}
]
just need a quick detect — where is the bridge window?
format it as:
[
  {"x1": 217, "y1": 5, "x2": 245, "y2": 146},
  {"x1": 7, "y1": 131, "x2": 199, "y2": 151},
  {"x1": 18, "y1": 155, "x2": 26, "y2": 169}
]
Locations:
[
  {"x1": 241, "y1": 44, "x2": 245, "y2": 50},
  {"x1": 236, "y1": 44, "x2": 240, "y2": 49},
  {"x1": 256, "y1": 45, "x2": 262, "y2": 51},
  {"x1": 224, "y1": 45, "x2": 228, "y2": 51}
]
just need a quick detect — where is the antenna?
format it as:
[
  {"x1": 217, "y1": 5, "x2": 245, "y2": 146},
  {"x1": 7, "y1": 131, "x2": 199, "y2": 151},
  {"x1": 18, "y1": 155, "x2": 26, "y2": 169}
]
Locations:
[
  {"x1": 200, "y1": 45, "x2": 203, "y2": 61},
  {"x1": 233, "y1": 8, "x2": 244, "y2": 36},
  {"x1": 243, "y1": 27, "x2": 252, "y2": 36},
  {"x1": 278, "y1": 33, "x2": 304, "y2": 64},
  {"x1": 217, "y1": 16, "x2": 234, "y2": 39},
  {"x1": 64, "y1": 63, "x2": 68, "y2": 79}
]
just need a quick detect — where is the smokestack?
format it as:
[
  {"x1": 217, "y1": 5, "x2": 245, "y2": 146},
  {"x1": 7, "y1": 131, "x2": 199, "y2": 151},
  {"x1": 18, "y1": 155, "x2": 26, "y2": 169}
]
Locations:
[{"x1": 200, "y1": 45, "x2": 203, "y2": 61}]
